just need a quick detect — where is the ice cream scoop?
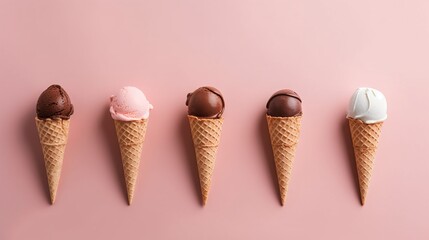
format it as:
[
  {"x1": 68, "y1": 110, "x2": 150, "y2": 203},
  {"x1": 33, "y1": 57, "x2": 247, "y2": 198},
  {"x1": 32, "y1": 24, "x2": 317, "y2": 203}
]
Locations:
[
  {"x1": 347, "y1": 87, "x2": 387, "y2": 124},
  {"x1": 266, "y1": 89, "x2": 302, "y2": 117},
  {"x1": 186, "y1": 87, "x2": 224, "y2": 119},
  {"x1": 110, "y1": 86, "x2": 153, "y2": 121},
  {"x1": 36, "y1": 85, "x2": 74, "y2": 119}
]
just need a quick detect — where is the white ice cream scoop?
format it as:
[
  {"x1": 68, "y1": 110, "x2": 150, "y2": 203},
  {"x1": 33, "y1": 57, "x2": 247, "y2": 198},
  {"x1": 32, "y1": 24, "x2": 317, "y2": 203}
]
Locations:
[{"x1": 347, "y1": 87, "x2": 387, "y2": 124}]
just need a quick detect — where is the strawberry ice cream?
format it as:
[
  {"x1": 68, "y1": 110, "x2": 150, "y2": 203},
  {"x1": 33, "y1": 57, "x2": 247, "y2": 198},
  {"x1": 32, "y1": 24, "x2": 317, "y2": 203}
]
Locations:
[{"x1": 110, "y1": 86, "x2": 153, "y2": 121}]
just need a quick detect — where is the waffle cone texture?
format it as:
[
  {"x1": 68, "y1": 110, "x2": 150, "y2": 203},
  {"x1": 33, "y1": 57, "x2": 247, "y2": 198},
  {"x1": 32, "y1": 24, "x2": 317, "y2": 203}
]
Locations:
[
  {"x1": 348, "y1": 118, "x2": 383, "y2": 205},
  {"x1": 35, "y1": 117, "x2": 70, "y2": 204},
  {"x1": 188, "y1": 115, "x2": 223, "y2": 206},
  {"x1": 114, "y1": 119, "x2": 148, "y2": 205},
  {"x1": 266, "y1": 115, "x2": 302, "y2": 206}
]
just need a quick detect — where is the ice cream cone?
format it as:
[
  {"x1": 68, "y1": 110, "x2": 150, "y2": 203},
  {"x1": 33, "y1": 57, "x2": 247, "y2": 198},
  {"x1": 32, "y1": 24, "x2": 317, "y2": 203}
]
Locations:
[
  {"x1": 266, "y1": 115, "x2": 302, "y2": 205},
  {"x1": 187, "y1": 115, "x2": 223, "y2": 205},
  {"x1": 114, "y1": 119, "x2": 148, "y2": 205},
  {"x1": 348, "y1": 118, "x2": 383, "y2": 205},
  {"x1": 35, "y1": 117, "x2": 70, "y2": 204}
]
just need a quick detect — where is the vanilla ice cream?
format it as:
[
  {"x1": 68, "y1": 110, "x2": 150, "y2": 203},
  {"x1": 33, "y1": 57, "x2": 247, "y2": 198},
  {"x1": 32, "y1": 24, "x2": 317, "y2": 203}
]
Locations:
[{"x1": 347, "y1": 87, "x2": 387, "y2": 124}]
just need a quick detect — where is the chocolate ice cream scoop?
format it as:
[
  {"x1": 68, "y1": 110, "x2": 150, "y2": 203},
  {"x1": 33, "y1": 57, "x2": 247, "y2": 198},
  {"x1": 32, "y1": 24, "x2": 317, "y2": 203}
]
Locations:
[
  {"x1": 36, "y1": 85, "x2": 74, "y2": 119},
  {"x1": 266, "y1": 89, "x2": 302, "y2": 117},
  {"x1": 186, "y1": 86, "x2": 224, "y2": 118}
]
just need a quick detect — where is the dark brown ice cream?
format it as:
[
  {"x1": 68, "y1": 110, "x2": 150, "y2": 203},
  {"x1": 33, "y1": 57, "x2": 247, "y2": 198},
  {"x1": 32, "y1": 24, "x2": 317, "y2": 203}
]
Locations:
[
  {"x1": 36, "y1": 85, "x2": 74, "y2": 119},
  {"x1": 266, "y1": 89, "x2": 302, "y2": 117},
  {"x1": 186, "y1": 86, "x2": 224, "y2": 118}
]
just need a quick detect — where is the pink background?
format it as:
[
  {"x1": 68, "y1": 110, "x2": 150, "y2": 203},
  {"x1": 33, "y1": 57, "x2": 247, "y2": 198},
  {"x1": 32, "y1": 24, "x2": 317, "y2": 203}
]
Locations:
[{"x1": 0, "y1": 0, "x2": 428, "y2": 239}]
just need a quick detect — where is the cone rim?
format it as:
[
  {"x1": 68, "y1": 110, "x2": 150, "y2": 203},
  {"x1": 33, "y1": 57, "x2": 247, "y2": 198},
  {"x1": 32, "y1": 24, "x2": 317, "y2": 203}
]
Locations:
[
  {"x1": 35, "y1": 117, "x2": 71, "y2": 122},
  {"x1": 347, "y1": 117, "x2": 384, "y2": 125},
  {"x1": 266, "y1": 114, "x2": 302, "y2": 120},
  {"x1": 187, "y1": 115, "x2": 224, "y2": 122},
  {"x1": 113, "y1": 118, "x2": 148, "y2": 124}
]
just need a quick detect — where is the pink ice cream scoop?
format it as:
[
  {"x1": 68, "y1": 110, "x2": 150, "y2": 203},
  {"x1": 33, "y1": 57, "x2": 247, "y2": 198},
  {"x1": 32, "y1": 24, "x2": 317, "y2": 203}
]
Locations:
[{"x1": 110, "y1": 86, "x2": 153, "y2": 121}]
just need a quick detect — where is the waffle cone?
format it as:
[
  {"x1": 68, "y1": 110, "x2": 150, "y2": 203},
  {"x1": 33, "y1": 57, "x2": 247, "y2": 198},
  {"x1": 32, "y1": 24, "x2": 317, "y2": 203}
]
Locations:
[
  {"x1": 114, "y1": 119, "x2": 148, "y2": 205},
  {"x1": 266, "y1": 115, "x2": 302, "y2": 205},
  {"x1": 35, "y1": 117, "x2": 70, "y2": 204},
  {"x1": 348, "y1": 118, "x2": 383, "y2": 205},
  {"x1": 188, "y1": 115, "x2": 223, "y2": 205}
]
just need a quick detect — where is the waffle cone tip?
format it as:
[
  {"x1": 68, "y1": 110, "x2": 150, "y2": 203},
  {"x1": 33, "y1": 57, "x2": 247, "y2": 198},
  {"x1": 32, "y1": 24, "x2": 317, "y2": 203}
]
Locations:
[
  {"x1": 360, "y1": 191, "x2": 366, "y2": 206},
  {"x1": 48, "y1": 180, "x2": 58, "y2": 204},
  {"x1": 50, "y1": 193, "x2": 56, "y2": 205},
  {"x1": 124, "y1": 176, "x2": 136, "y2": 205},
  {"x1": 280, "y1": 195, "x2": 285, "y2": 206},
  {"x1": 47, "y1": 177, "x2": 60, "y2": 205},
  {"x1": 126, "y1": 186, "x2": 135, "y2": 205},
  {"x1": 126, "y1": 182, "x2": 135, "y2": 205}
]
